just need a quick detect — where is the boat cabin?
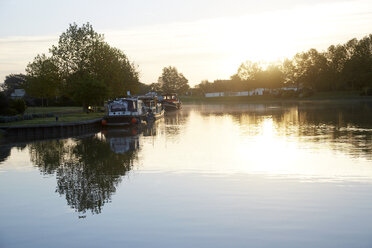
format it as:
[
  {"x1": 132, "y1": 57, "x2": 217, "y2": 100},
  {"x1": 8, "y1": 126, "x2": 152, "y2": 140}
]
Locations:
[
  {"x1": 137, "y1": 95, "x2": 162, "y2": 114},
  {"x1": 162, "y1": 93, "x2": 178, "y2": 102},
  {"x1": 107, "y1": 98, "x2": 145, "y2": 116}
]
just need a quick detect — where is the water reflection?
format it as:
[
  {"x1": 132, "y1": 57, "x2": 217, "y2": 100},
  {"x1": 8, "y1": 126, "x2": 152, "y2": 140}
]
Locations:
[
  {"x1": 2, "y1": 103, "x2": 372, "y2": 247},
  {"x1": 28, "y1": 129, "x2": 141, "y2": 215},
  {"x1": 1, "y1": 102, "x2": 372, "y2": 215},
  {"x1": 0, "y1": 145, "x2": 11, "y2": 163},
  {"x1": 191, "y1": 102, "x2": 372, "y2": 161}
]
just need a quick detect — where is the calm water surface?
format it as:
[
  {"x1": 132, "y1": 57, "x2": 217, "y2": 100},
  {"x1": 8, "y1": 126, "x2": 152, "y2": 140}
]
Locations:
[{"x1": 1, "y1": 102, "x2": 372, "y2": 248}]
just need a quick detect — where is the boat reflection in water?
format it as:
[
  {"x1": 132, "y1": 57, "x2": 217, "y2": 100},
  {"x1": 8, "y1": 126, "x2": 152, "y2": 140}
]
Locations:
[
  {"x1": 102, "y1": 128, "x2": 140, "y2": 154},
  {"x1": 28, "y1": 128, "x2": 143, "y2": 217}
]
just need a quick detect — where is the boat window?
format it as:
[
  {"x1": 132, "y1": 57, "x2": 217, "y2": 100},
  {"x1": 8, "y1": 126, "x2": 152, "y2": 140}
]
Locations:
[
  {"x1": 111, "y1": 101, "x2": 128, "y2": 112},
  {"x1": 127, "y1": 101, "x2": 135, "y2": 111}
]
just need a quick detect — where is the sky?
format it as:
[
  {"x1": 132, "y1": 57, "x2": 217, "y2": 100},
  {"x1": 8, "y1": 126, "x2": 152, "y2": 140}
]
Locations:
[{"x1": 0, "y1": 0, "x2": 371, "y2": 86}]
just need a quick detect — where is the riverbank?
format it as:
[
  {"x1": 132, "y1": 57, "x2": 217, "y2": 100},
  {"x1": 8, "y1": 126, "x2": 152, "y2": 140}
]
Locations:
[
  {"x1": 0, "y1": 117, "x2": 103, "y2": 143},
  {"x1": 0, "y1": 112, "x2": 104, "y2": 127},
  {"x1": 181, "y1": 91, "x2": 372, "y2": 104},
  {"x1": 24, "y1": 106, "x2": 82, "y2": 114}
]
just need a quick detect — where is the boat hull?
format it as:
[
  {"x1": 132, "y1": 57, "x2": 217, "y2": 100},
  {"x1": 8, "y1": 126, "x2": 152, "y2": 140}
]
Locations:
[
  {"x1": 145, "y1": 110, "x2": 164, "y2": 122},
  {"x1": 163, "y1": 102, "x2": 182, "y2": 111},
  {"x1": 103, "y1": 115, "x2": 144, "y2": 127}
]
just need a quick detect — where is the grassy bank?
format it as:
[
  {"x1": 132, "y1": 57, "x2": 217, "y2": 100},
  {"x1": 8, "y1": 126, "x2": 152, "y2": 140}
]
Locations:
[
  {"x1": 0, "y1": 112, "x2": 104, "y2": 127},
  {"x1": 25, "y1": 106, "x2": 81, "y2": 114},
  {"x1": 181, "y1": 91, "x2": 372, "y2": 104}
]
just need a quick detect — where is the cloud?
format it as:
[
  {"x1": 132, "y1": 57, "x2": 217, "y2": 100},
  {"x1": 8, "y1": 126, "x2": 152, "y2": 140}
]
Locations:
[{"x1": 0, "y1": 35, "x2": 57, "y2": 82}]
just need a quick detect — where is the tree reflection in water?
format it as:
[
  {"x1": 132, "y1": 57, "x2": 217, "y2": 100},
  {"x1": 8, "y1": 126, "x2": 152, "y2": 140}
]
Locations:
[
  {"x1": 0, "y1": 146, "x2": 12, "y2": 163},
  {"x1": 28, "y1": 129, "x2": 140, "y2": 215},
  {"x1": 221, "y1": 102, "x2": 372, "y2": 160}
]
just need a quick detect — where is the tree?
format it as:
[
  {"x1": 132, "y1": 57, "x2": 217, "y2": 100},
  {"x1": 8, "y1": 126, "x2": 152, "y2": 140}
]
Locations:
[
  {"x1": 256, "y1": 64, "x2": 284, "y2": 88},
  {"x1": 89, "y1": 43, "x2": 140, "y2": 98},
  {"x1": 282, "y1": 58, "x2": 297, "y2": 86},
  {"x1": 25, "y1": 54, "x2": 60, "y2": 106},
  {"x1": 236, "y1": 61, "x2": 262, "y2": 81},
  {"x1": 325, "y1": 45, "x2": 348, "y2": 90},
  {"x1": 342, "y1": 35, "x2": 372, "y2": 92},
  {"x1": 1, "y1": 74, "x2": 26, "y2": 96},
  {"x1": 25, "y1": 22, "x2": 140, "y2": 108},
  {"x1": 50, "y1": 22, "x2": 104, "y2": 78},
  {"x1": 158, "y1": 66, "x2": 190, "y2": 94},
  {"x1": 67, "y1": 72, "x2": 107, "y2": 107},
  {"x1": 50, "y1": 23, "x2": 140, "y2": 104}
]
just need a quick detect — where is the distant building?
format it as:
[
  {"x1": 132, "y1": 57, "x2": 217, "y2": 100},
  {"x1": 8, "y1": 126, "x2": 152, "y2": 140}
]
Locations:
[
  {"x1": 281, "y1": 87, "x2": 298, "y2": 91},
  {"x1": 10, "y1": 89, "x2": 25, "y2": 99},
  {"x1": 205, "y1": 88, "x2": 265, "y2": 98},
  {"x1": 248, "y1": 88, "x2": 264, "y2": 96},
  {"x1": 205, "y1": 92, "x2": 225, "y2": 97}
]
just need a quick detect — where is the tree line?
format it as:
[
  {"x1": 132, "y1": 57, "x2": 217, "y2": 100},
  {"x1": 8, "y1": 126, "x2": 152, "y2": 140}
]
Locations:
[{"x1": 193, "y1": 34, "x2": 372, "y2": 96}]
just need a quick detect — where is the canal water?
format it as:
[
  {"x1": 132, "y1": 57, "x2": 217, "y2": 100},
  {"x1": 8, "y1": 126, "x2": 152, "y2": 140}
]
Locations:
[{"x1": 1, "y1": 102, "x2": 372, "y2": 248}]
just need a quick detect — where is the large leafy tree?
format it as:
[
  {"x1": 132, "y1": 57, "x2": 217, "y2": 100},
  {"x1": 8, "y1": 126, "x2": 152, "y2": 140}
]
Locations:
[
  {"x1": 158, "y1": 66, "x2": 190, "y2": 94},
  {"x1": 25, "y1": 22, "x2": 140, "y2": 108},
  {"x1": 50, "y1": 23, "x2": 140, "y2": 105}
]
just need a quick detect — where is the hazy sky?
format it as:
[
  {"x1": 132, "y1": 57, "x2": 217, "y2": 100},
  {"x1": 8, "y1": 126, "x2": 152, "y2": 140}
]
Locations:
[{"x1": 0, "y1": 0, "x2": 371, "y2": 86}]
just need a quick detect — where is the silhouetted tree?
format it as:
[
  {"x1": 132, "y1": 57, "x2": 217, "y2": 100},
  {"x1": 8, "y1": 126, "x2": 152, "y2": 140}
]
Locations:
[
  {"x1": 237, "y1": 61, "x2": 262, "y2": 81},
  {"x1": 158, "y1": 66, "x2": 190, "y2": 94},
  {"x1": 1, "y1": 74, "x2": 26, "y2": 96},
  {"x1": 25, "y1": 22, "x2": 140, "y2": 108},
  {"x1": 213, "y1": 34, "x2": 372, "y2": 95}
]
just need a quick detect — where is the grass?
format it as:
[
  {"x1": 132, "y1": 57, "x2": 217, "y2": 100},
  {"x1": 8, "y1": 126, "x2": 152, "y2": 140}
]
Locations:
[
  {"x1": 0, "y1": 112, "x2": 104, "y2": 127},
  {"x1": 25, "y1": 106, "x2": 82, "y2": 114}
]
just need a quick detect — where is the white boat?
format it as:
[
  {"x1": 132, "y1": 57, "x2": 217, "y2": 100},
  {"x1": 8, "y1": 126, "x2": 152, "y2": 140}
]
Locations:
[{"x1": 102, "y1": 95, "x2": 164, "y2": 127}]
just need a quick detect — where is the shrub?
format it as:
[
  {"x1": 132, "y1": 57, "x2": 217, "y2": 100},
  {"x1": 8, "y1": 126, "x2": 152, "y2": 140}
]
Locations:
[
  {"x1": 11, "y1": 99, "x2": 27, "y2": 114},
  {"x1": 1, "y1": 108, "x2": 18, "y2": 116}
]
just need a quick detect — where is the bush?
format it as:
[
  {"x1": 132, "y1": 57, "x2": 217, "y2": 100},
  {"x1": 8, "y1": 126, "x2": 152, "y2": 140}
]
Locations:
[
  {"x1": 0, "y1": 92, "x2": 9, "y2": 108},
  {"x1": 1, "y1": 108, "x2": 18, "y2": 116},
  {"x1": 0, "y1": 94, "x2": 27, "y2": 116},
  {"x1": 11, "y1": 99, "x2": 27, "y2": 114}
]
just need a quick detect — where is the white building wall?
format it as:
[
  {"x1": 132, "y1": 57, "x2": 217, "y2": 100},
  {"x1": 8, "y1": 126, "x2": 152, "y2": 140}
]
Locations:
[
  {"x1": 281, "y1": 87, "x2": 298, "y2": 91},
  {"x1": 205, "y1": 89, "x2": 264, "y2": 97},
  {"x1": 237, "y1": 91, "x2": 249, "y2": 96},
  {"x1": 205, "y1": 92, "x2": 225, "y2": 97}
]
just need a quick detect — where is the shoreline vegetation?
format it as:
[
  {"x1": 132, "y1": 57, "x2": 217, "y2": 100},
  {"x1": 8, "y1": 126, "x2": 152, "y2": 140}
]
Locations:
[{"x1": 181, "y1": 91, "x2": 372, "y2": 103}]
